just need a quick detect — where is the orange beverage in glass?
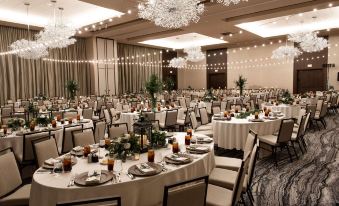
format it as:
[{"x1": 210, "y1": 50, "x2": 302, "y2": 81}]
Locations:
[
  {"x1": 107, "y1": 156, "x2": 114, "y2": 171},
  {"x1": 148, "y1": 149, "x2": 155, "y2": 162},
  {"x1": 29, "y1": 122, "x2": 35, "y2": 131},
  {"x1": 187, "y1": 129, "x2": 192, "y2": 137},
  {"x1": 63, "y1": 155, "x2": 72, "y2": 172},
  {"x1": 83, "y1": 145, "x2": 91, "y2": 157},
  {"x1": 254, "y1": 112, "x2": 259, "y2": 119},
  {"x1": 51, "y1": 120, "x2": 57, "y2": 128},
  {"x1": 185, "y1": 135, "x2": 191, "y2": 146},
  {"x1": 57, "y1": 115, "x2": 61, "y2": 121},
  {"x1": 76, "y1": 114, "x2": 80, "y2": 121},
  {"x1": 172, "y1": 142, "x2": 179, "y2": 153},
  {"x1": 2, "y1": 126, "x2": 7, "y2": 135}
]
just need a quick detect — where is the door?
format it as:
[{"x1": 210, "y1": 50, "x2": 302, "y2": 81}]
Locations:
[
  {"x1": 208, "y1": 73, "x2": 226, "y2": 89},
  {"x1": 297, "y1": 69, "x2": 326, "y2": 93}
]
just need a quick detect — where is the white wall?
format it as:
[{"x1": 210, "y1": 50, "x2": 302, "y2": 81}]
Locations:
[
  {"x1": 328, "y1": 35, "x2": 339, "y2": 90},
  {"x1": 177, "y1": 52, "x2": 207, "y2": 89},
  {"x1": 227, "y1": 43, "x2": 294, "y2": 92}
]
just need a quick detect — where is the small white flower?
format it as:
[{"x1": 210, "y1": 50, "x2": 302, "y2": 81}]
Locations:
[{"x1": 124, "y1": 143, "x2": 131, "y2": 150}]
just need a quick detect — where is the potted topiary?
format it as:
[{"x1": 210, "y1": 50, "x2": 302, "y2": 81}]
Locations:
[
  {"x1": 65, "y1": 80, "x2": 79, "y2": 100},
  {"x1": 235, "y1": 75, "x2": 247, "y2": 96},
  {"x1": 145, "y1": 74, "x2": 162, "y2": 110}
]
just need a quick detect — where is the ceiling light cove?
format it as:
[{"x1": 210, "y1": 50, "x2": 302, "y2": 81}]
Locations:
[
  {"x1": 236, "y1": 6, "x2": 339, "y2": 38},
  {"x1": 139, "y1": 33, "x2": 227, "y2": 49}
]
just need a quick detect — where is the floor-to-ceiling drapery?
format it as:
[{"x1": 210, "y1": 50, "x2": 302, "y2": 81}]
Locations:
[
  {"x1": 117, "y1": 43, "x2": 162, "y2": 93},
  {"x1": 0, "y1": 25, "x2": 91, "y2": 105}
]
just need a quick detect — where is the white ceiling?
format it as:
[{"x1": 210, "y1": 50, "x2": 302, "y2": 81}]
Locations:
[
  {"x1": 0, "y1": 0, "x2": 124, "y2": 28},
  {"x1": 139, "y1": 32, "x2": 227, "y2": 49},
  {"x1": 236, "y1": 6, "x2": 339, "y2": 38}
]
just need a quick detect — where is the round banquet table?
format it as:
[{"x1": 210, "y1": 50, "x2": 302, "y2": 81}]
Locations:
[
  {"x1": 0, "y1": 119, "x2": 93, "y2": 157},
  {"x1": 29, "y1": 133, "x2": 215, "y2": 206},
  {"x1": 120, "y1": 112, "x2": 140, "y2": 132},
  {"x1": 261, "y1": 103, "x2": 301, "y2": 119},
  {"x1": 212, "y1": 115, "x2": 283, "y2": 150}
]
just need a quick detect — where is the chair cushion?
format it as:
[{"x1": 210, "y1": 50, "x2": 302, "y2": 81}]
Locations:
[
  {"x1": 0, "y1": 184, "x2": 31, "y2": 206},
  {"x1": 196, "y1": 125, "x2": 212, "y2": 131},
  {"x1": 92, "y1": 116, "x2": 100, "y2": 120},
  {"x1": 194, "y1": 130, "x2": 213, "y2": 138},
  {"x1": 215, "y1": 156, "x2": 242, "y2": 171},
  {"x1": 176, "y1": 119, "x2": 185, "y2": 125},
  {"x1": 209, "y1": 168, "x2": 248, "y2": 191},
  {"x1": 291, "y1": 133, "x2": 297, "y2": 141},
  {"x1": 258, "y1": 135, "x2": 278, "y2": 146},
  {"x1": 293, "y1": 127, "x2": 299, "y2": 133},
  {"x1": 0, "y1": 152, "x2": 22, "y2": 197},
  {"x1": 206, "y1": 184, "x2": 232, "y2": 206}
]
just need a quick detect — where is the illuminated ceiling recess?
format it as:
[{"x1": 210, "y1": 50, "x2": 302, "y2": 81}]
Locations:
[
  {"x1": 236, "y1": 7, "x2": 339, "y2": 37},
  {"x1": 0, "y1": 0, "x2": 124, "y2": 28},
  {"x1": 140, "y1": 33, "x2": 227, "y2": 49}
]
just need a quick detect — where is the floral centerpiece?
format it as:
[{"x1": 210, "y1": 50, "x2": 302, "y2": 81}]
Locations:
[
  {"x1": 150, "y1": 130, "x2": 167, "y2": 148},
  {"x1": 7, "y1": 118, "x2": 25, "y2": 131},
  {"x1": 108, "y1": 133, "x2": 141, "y2": 162},
  {"x1": 145, "y1": 74, "x2": 162, "y2": 110},
  {"x1": 35, "y1": 115, "x2": 51, "y2": 127},
  {"x1": 280, "y1": 91, "x2": 294, "y2": 105},
  {"x1": 202, "y1": 89, "x2": 217, "y2": 102}
]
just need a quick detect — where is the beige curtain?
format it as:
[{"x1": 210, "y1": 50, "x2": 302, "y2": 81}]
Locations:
[
  {"x1": 117, "y1": 43, "x2": 162, "y2": 93},
  {"x1": 0, "y1": 25, "x2": 91, "y2": 105}
]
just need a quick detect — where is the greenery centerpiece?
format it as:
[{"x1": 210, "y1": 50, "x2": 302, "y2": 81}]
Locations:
[
  {"x1": 164, "y1": 77, "x2": 175, "y2": 91},
  {"x1": 35, "y1": 115, "x2": 51, "y2": 127},
  {"x1": 235, "y1": 75, "x2": 247, "y2": 96},
  {"x1": 202, "y1": 89, "x2": 217, "y2": 102},
  {"x1": 145, "y1": 74, "x2": 162, "y2": 110},
  {"x1": 66, "y1": 80, "x2": 79, "y2": 100},
  {"x1": 280, "y1": 90, "x2": 294, "y2": 105},
  {"x1": 7, "y1": 118, "x2": 25, "y2": 131},
  {"x1": 108, "y1": 134, "x2": 140, "y2": 162},
  {"x1": 150, "y1": 130, "x2": 167, "y2": 148}
]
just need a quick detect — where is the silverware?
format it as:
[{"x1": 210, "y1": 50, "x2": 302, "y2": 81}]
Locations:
[
  {"x1": 67, "y1": 177, "x2": 75, "y2": 187},
  {"x1": 127, "y1": 173, "x2": 135, "y2": 180}
]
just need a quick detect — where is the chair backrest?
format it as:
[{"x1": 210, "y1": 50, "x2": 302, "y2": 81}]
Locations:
[
  {"x1": 189, "y1": 111, "x2": 198, "y2": 130},
  {"x1": 64, "y1": 111, "x2": 78, "y2": 119},
  {"x1": 303, "y1": 112, "x2": 311, "y2": 134},
  {"x1": 226, "y1": 101, "x2": 232, "y2": 110},
  {"x1": 62, "y1": 125, "x2": 83, "y2": 153},
  {"x1": 246, "y1": 144, "x2": 259, "y2": 189},
  {"x1": 306, "y1": 105, "x2": 316, "y2": 119},
  {"x1": 231, "y1": 154, "x2": 249, "y2": 206},
  {"x1": 56, "y1": 196, "x2": 121, "y2": 206},
  {"x1": 316, "y1": 99, "x2": 323, "y2": 112},
  {"x1": 0, "y1": 151, "x2": 22, "y2": 198},
  {"x1": 144, "y1": 112, "x2": 155, "y2": 121},
  {"x1": 179, "y1": 98, "x2": 186, "y2": 108},
  {"x1": 165, "y1": 110, "x2": 178, "y2": 127},
  {"x1": 296, "y1": 109, "x2": 306, "y2": 125},
  {"x1": 163, "y1": 176, "x2": 208, "y2": 206},
  {"x1": 243, "y1": 130, "x2": 257, "y2": 159},
  {"x1": 104, "y1": 109, "x2": 111, "y2": 124},
  {"x1": 199, "y1": 108, "x2": 209, "y2": 125},
  {"x1": 23, "y1": 131, "x2": 50, "y2": 162},
  {"x1": 212, "y1": 106, "x2": 221, "y2": 115},
  {"x1": 72, "y1": 128, "x2": 95, "y2": 147},
  {"x1": 1, "y1": 107, "x2": 12, "y2": 117},
  {"x1": 277, "y1": 119, "x2": 294, "y2": 143},
  {"x1": 109, "y1": 123, "x2": 128, "y2": 138},
  {"x1": 319, "y1": 103, "x2": 328, "y2": 118},
  {"x1": 122, "y1": 104, "x2": 130, "y2": 112},
  {"x1": 32, "y1": 134, "x2": 59, "y2": 167},
  {"x1": 94, "y1": 121, "x2": 106, "y2": 143},
  {"x1": 82, "y1": 108, "x2": 93, "y2": 120},
  {"x1": 184, "y1": 108, "x2": 191, "y2": 124},
  {"x1": 296, "y1": 114, "x2": 307, "y2": 139}
]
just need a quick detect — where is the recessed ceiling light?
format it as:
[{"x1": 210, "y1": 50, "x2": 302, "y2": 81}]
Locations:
[
  {"x1": 327, "y1": 28, "x2": 331, "y2": 31},
  {"x1": 229, "y1": 34, "x2": 233, "y2": 37},
  {"x1": 298, "y1": 13, "x2": 303, "y2": 17},
  {"x1": 100, "y1": 21, "x2": 103, "y2": 25},
  {"x1": 273, "y1": 21, "x2": 277, "y2": 24},
  {"x1": 239, "y1": 30, "x2": 243, "y2": 34},
  {"x1": 78, "y1": 30, "x2": 82, "y2": 34},
  {"x1": 270, "y1": 41, "x2": 273, "y2": 44},
  {"x1": 313, "y1": 8, "x2": 317, "y2": 12},
  {"x1": 127, "y1": 10, "x2": 132, "y2": 14},
  {"x1": 278, "y1": 40, "x2": 282, "y2": 43},
  {"x1": 329, "y1": 3, "x2": 333, "y2": 7},
  {"x1": 92, "y1": 24, "x2": 96, "y2": 28},
  {"x1": 109, "y1": 18, "x2": 113, "y2": 22},
  {"x1": 84, "y1": 27, "x2": 88, "y2": 31}
]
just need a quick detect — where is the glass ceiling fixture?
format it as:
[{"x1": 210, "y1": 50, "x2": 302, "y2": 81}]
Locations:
[
  {"x1": 184, "y1": 46, "x2": 205, "y2": 62},
  {"x1": 215, "y1": 0, "x2": 248, "y2": 6},
  {"x1": 9, "y1": 3, "x2": 48, "y2": 59},
  {"x1": 169, "y1": 57, "x2": 187, "y2": 68},
  {"x1": 138, "y1": 0, "x2": 204, "y2": 29},
  {"x1": 36, "y1": 0, "x2": 76, "y2": 49},
  {"x1": 289, "y1": 31, "x2": 328, "y2": 52},
  {"x1": 271, "y1": 40, "x2": 302, "y2": 60}
]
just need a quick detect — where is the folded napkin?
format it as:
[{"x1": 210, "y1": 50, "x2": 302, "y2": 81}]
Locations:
[
  {"x1": 86, "y1": 170, "x2": 101, "y2": 184},
  {"x1": 167, "y1": 154, "x2": 189, "y2": 162},
  {"x1": 44, "y1": 158, "x2": 59, "y2": 166},
  {"x1": 136, "y1": 163, "x2": 155, "y2": 173},
  {"x1": 73, "y1": 146, "x2": 83, "y2": 152},
  {"x1": 188, "y1": 146, "x2": 209, "y2": 152}
]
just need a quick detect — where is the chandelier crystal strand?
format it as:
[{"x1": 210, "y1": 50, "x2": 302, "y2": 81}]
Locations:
[
  {"x1": 184, "y1": 46, "x2": 205, "y2": 62},
  {"x1": 169, "y1": 57, "x2": 187, "y2": 68},
  {"x1": 138, "y1": 0, "x2": 204, "y2": 29},
  {"x1": 216, "y1": 0, "x2": 247, "y2": 6},
  {"x1": 9, "y1": 3, "x2": 48, "y2": 59},
  {"x1": 271, "y1": 45, "x2": 302, "y2": 60},
  {"x1": 36, "y1": 3, "x2": 76, "y2": 49},
  {"x1": 288, "y1": 31, "x2": 328, "y2": 52}
]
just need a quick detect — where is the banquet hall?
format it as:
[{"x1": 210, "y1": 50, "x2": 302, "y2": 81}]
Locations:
[{"x1": 0, "y1": 0, "x2": 338, "y2": 205}]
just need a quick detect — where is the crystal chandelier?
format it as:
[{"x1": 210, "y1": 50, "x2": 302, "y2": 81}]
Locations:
[
  {"x1": 271, "y1": 45, "x2": 302, "y2": 60},
  {"x1": 138, "y1": 0, "x2": 204, "y2": 29},
  {"x1": 184, "y1": 46, "x2": 205, "y2": 62},
  {"x1": 9, "y1": 3, "x2": 48, "y2": 59},
  {"x1": 215, "y1": 0, "x2": 247, "y2": 6},
  {"x1": 169, "y1": 57, "x2": 187, "y2": 68},
  {"x1": 37, "y1": 2, "x2": 76, "y2": 49},
  {"x1": 288, "y1": 31, "x2": 328, "y2": 52}
]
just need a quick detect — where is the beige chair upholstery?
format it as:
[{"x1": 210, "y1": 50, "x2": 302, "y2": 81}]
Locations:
[
  {"x1": 190, "y1": 112, "x2": 212, "y2": 131},
  {"x1": 94, "y1": 121, "x2": 106, "y2": 143},
  {"x1": 0, "y1": 152, "x2": 22, "y2": 198},
  {"x1": 109, "y1": 124, "x2": 128, "y2": 138},
  {"x1": 82, "y1": 108, "x2": 93, "y2": 120},
  {"x1": 72, "y1": 129, "x2": 95, "y2": 147},
  {"x1": 62, "y1": 125, "x2": 83, "y2": 153},
  {"x1": 160, "y1": 110, "x2": 178, "y2": 129},
  {"x1": 0, "y1": 184, "x2": 31, "y2": 206},
  {"x1": 33, "y1": 137, "x2": 59, "y2": 167},
  {"x1": 22, "y1": 131, "x2": 50, "y2": 163},
  {"x1": 104, "y1": 109, "x2": 111, "y2": 124},
  {"x1": 63, "y1": 111, "x2": 78, "y2": 119},
  {"x1": 199, "y1": 108, "x2": 212, "y2": 126},
  {"x1": 212, "y1": 107, "x2": 221, "y2": 115}
]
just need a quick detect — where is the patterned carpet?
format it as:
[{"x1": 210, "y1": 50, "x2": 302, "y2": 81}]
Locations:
[{"x1": 215, "y1": 114, "x2": 339, "y2": 206}]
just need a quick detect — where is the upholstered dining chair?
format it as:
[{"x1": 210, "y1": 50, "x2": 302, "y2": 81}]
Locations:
[
  {"x1": 189, "y1": 111, "x2": 213, "y2": 137},
  {"x1": 215, "y1": 130, "x2": 257, "y2": 171},
  {"x1": 72, "y1": 128, "x2": 96, "y2": 147},
  {"x1": 144, "y1": 112, "x2": 155, "y2": 121},
  {"x1": 212, "y1": 106, "x2": 221, "y2": 115},
  {"x1": 63, "y1": 111, "x2": 78, "y2": 119},
  {"x1": 291, "y1": 114, "x2": 308, "y2": 155},
  {"x1": 160, "y1": 109, "x2": 178, "y2": 131},
  {"x1": 104, "y1": 109, "x2": 112, "y2": 125},
  {"x1": 199, "y1": 107, "x2": 212, "y2": 126},
  {"x1": 206, "y1": 157, "x2": 248, "y2": 206},
  {"x1": 56, "y1": 196, "x2": 121, "y2": 206},
  {"x1": 82, "y1": 108, "x2": 93, "y2": 120},
  {"x1": 94, "y1": 121, "x2": 106, "y2": 143},
  {"x1": 163, "y1": 176, "x2": 209, "y2": 206},
  {"x1": 0, "y1": 148, "x2": 31, "y2": 206},
  {"x1": 314, "y1": 102, "x2": 328, "y2": 129},
  {"x1": 177, "y1": 108, "x2": 191, "y2": 132},
  {"x1": 209, "y1": 145, "x2": 259, "y2": 206},
  {"x1": 108, "y1": 123, "x2": 128, "y2": 138},
  {"x1": 31, "y1": 134, "x2": 59, "y2": 167},
  {"x1": 62, "y1": 124, "x2": 83, "y2": 154},
  {"x1": 258, "y1": 118, "x2": 295, "y2": 165}
]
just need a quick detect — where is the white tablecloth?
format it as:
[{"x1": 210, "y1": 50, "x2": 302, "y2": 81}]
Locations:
[
  {"x1": 261, "y1": 104, "x2": 301, "y2": 119},
  {"x1": 0, "y1": 120, "x2": 93, "y2": 157},
  {"x1": 212, "y1": 115, "x2": 282, "y2": 150},
  {"x1": 29, "y1": 133, "x2": 215, "y2": 206},
  {"x1": 120, "y1": 112, "x2": 140, "y2": 132}
]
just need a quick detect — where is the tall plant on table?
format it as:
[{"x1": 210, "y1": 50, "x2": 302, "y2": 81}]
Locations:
[
  {"x1": 145, "y1": 74, "x2": 162, "y2": 110},
  {"x1": 235, "y1": 75, "x2": 247, "y2": 96},
  {"x1": 65, "y1": 80, "x2": 79, "y2": 100}
]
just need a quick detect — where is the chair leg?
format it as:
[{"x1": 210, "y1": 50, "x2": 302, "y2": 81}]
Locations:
[
  {"x1": 272, "y1": 146, "x2": 278, "y2": 166},
  {"x1": 248, "y1": 188, "x2": 254, "y2": 201},
  {"x1": 297, "y1": 140, "x2": 304, "y2": 154},
  {"x1": 321, "y1": 119, "x2": 326, "y2": 129},
  {"x1": 286, "y1": 145, "x2": 293, "y2": 163},
  {"x1": 241, "y1": 193, "x2": 246, "y2": 205},
  {"x1": 291, "y1": 142, "x2": 299, "y2": 159}
]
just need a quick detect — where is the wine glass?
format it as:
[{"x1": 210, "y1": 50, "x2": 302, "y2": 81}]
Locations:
[
  {"x1": 155, "y1": 151, "x2": 163, "y2": 164},
  {"x1": 113, "y1": 159, "x2": 123, "y2": 182}
]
